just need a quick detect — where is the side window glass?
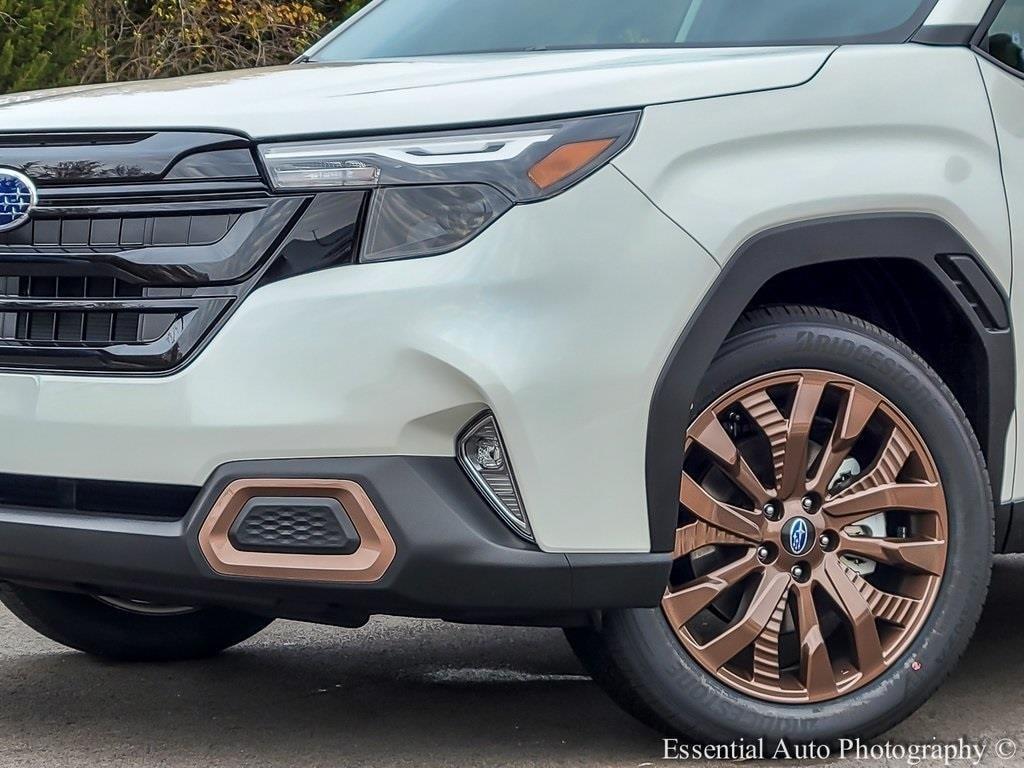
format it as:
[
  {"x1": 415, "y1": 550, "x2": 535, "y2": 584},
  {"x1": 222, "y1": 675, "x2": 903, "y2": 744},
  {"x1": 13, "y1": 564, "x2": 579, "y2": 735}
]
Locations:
[{"x1": 982, "y1": 0, "x2": 1024, "y2": 74}]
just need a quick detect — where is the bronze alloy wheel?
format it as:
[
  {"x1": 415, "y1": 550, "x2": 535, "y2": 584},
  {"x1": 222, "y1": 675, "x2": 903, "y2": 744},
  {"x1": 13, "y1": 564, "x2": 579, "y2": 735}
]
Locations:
[{"x1": 663, "y1": 370, "x2": 949, "y2": 704}]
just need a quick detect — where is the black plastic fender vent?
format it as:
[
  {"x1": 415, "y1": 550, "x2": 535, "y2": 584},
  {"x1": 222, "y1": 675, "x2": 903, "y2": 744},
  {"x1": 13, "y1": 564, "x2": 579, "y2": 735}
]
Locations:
[{"x1": 936, "y1": 254, "x2": 1010, "y2": 331}]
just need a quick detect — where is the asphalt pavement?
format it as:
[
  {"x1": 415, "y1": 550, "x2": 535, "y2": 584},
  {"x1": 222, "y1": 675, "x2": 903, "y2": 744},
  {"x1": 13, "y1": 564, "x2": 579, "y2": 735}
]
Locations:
[{"x1": 2, "y1": 558, "x2": 1024, "y2": 767}]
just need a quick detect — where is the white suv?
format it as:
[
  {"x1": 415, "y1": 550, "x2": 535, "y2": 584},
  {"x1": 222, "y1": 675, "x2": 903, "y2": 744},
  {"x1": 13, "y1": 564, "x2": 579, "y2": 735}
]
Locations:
[{"x1": 0, "y1": 0, "x2": 1020, "y2": 743}]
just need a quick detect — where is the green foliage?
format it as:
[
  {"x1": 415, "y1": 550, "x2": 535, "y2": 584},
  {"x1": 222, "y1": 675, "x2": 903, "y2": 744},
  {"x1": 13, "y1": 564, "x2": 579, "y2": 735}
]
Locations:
[
  {"x1": 0, "y1": 0, "x2": 89, "y2": 92},
  {"x1": 319, "y1": 0, "x2": 369, "y2": 24},
  {"x1": 1, "y1": 0, "x2": 372, "y2": 94},
  {"x1": 78, "y1": 0, "x2": 330, "y2": 83}
]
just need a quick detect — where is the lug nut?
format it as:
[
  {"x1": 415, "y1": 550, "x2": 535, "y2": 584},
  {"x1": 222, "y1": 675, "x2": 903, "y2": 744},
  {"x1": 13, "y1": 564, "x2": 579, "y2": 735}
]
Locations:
[
  {"x1": 763, "y1": 502, "x2": 781, "y2": 521},
  {"x1": 791, "y1": 565, "x2": 807, "y2": 582},
  {"x1": 757, "y1": 546, "x2": 771, "y2": 563},
  {"x1": 802, "y1": 496, "x2": 815, "y2": 512},
  {"x1": 819, "y1": 533, "x2": 834, "y2": 550}
]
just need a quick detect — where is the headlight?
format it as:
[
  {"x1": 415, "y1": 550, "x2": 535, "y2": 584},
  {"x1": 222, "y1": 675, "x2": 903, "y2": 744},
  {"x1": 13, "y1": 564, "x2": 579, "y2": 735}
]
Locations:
[
  {"x1": 258, "y1": 112, "x2": 640, "y2": 261},
  {"x1": 362, "y1": 184, "x2": 512, "y2": 262}
]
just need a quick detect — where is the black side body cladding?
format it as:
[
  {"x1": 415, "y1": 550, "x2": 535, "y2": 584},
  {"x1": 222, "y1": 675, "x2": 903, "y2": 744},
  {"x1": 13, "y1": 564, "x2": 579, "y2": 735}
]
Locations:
[{"x1": 645, "y1": 214, "x2": 1015, "y2": 553}]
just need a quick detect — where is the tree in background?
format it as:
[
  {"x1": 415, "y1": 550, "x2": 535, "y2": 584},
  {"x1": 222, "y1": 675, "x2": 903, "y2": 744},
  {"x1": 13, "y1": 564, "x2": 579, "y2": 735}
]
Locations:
[
  {"x1": 321, "y1": 0, "x2": 367, "y2": 25},
  {"x1": 0, "y1": 0, "x2": 89, "y2": 92},
  {"x1": 78, "y1": 0, "x2": 329, "y2": 83},
  {"x1": 0, "y1": 0, "x2": 371, "y2": 93}
]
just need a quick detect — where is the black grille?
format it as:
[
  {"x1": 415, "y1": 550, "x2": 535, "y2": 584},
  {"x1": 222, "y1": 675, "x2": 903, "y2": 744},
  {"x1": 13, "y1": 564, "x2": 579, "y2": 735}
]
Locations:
[
  {"x1": 0, "y1": 276, "x2": 178, "y2": 344},
  {"x1": 0, "y1": 213, "x2": 239, "y2": 250},
  {"x1": 1, "y1": 275, "x2": 140, "y2": 298},
  {"x1": 0, "y1": 131, "x2": 367, "y2": 373},
  {"x1": 0, "y1": 471, "x2": 199, "y2": 520},
  {"x1": 229, "y1": 497, "x2": 361, "y2": 554}
]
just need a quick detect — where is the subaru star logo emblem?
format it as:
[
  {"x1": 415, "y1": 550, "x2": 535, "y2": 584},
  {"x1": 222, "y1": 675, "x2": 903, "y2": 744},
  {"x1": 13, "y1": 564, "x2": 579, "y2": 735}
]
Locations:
[
  {"x1": 782, "y1": 517, "x2": 813, "y2": 557},
  {"x1": 0, "y1": 168, "x2": 37, "y2": 234}
]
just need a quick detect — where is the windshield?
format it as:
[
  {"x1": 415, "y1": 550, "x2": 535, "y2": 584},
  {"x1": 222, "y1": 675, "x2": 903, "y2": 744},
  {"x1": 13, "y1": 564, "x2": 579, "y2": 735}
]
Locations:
[{"x1": 312, "y1": 0, "x2": 935, "y2": 60}]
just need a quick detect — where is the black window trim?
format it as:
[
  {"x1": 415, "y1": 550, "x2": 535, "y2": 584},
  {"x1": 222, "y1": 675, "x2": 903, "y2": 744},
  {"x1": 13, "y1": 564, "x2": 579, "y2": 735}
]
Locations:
[
  {"x1": 912, "y1": 24, "x2": 977, "y2": 45},
  {"x1": 971, "y1": 0, "x2": 1024, "y2": 81}
]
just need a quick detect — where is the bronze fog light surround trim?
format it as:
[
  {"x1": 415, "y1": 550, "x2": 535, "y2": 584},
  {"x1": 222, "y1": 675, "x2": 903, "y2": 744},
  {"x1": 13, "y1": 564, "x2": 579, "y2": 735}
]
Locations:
[
  {"x1": 198, "y1": 479, "x2": 397, "y2": 583},
  {"x1": 664, "y1": 370, "x2": 948, "y2": 704}
]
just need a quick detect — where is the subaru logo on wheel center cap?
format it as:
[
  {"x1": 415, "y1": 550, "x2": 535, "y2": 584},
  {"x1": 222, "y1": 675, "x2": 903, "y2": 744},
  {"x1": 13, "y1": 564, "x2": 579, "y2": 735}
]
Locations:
[
  {"x1": 782, "y1": 517, "x2": 814, "y2": 556},
  {"x1": 0, "y1": 168, "x2": 37, "y2": 233}
]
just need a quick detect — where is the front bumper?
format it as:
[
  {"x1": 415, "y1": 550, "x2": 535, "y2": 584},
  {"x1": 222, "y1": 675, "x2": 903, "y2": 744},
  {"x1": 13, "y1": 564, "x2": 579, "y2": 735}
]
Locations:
[
  {"x1": 0, "y1": 457, "x2": 670, "y2": 624},
  {"x1": 0, "y1": 166, "x2": 719, "y2": 553}
]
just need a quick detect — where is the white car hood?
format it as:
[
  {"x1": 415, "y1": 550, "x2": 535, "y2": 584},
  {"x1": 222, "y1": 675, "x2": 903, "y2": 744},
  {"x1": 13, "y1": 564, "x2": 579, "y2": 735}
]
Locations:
[{"x1": 0, "y1": 48, "x2": 832, "y2": 139}]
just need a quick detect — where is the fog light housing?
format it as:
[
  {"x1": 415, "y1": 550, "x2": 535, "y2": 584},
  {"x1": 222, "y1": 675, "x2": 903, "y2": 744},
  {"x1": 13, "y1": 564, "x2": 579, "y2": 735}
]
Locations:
[{"x1": 458, "y1": 413, "x2": 532, "y2": 541}]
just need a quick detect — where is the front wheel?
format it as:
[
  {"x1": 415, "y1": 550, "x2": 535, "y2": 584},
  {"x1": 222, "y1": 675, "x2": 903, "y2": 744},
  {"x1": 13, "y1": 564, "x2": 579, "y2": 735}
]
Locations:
[
  {"x1": 571, "y1": 305, "x2": 992, "y2": 742},
  {"x1": 1, "y1": 583, "x2": 272, "y2": 662}
]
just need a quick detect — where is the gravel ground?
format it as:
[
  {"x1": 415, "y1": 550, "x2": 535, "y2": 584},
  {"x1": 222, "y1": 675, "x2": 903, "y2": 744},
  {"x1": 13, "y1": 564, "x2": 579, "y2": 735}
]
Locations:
[{"x1": 1, "y1": 558, "x2": 1023, "y2": 767}]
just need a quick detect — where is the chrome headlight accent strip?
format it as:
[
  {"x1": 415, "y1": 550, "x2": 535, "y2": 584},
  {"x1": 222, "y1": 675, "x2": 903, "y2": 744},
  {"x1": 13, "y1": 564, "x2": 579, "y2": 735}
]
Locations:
[{"x1": 258, "y1": 111, "x2": 640, "y2": 202}]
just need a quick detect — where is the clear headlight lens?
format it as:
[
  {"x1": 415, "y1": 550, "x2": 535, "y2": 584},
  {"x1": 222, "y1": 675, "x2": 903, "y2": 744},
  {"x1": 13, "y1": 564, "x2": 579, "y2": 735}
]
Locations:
[
  {"x1": 259, "y1": 112, "x2": 639, "y2": 201},
  {"x1": 258, "y1": 112, "x2": 640, "y2": 262},
  {"x1": 362, "y1": 184, "x2": 511, "y2": 262}
]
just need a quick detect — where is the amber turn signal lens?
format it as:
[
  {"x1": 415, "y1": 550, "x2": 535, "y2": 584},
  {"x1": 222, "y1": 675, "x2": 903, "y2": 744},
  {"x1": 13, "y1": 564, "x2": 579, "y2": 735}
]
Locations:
[{"x1": 528, "y1": 138, "x2": 615, "y2": 190}]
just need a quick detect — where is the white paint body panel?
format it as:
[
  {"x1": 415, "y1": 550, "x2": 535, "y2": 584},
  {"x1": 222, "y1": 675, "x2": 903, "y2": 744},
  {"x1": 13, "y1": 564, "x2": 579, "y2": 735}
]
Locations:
[
  {"x1": 0, "y1": 48, "x2": 831, "y2": 138},
  {"x1": 615, "y1": 46, "x2": 1011, "y2": 287},
  {"x1": 0, "y1": 168, "x2": 718, "y2": 552},
  {"x1": 0, "y1": 38, "x2": 1019, "y2": 549},
  {"x1": 926, "y1": 0, "x2": 992, "y2": 25}
]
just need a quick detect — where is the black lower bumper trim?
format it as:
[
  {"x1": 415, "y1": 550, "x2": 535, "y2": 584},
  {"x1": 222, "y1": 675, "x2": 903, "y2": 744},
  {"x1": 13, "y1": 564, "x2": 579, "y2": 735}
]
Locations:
[{"x1": 0, "y1": 457, "x2": 670, "y2": 625}]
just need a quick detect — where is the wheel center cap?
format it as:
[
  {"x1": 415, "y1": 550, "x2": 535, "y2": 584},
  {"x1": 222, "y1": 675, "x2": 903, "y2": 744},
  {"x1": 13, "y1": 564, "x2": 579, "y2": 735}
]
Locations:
[{"x1": 781, "y1": 517, "x2": 815, "y2": 557}]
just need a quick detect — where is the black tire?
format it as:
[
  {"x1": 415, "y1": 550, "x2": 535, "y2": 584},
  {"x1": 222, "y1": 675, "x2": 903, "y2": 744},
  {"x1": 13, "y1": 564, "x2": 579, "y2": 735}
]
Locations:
[
  {"x1": 569, "y1": 305, "x2": 993, "y2": 743},
  {"x1": 0, "y1": 583, "x2": 272, "y2": 662}
]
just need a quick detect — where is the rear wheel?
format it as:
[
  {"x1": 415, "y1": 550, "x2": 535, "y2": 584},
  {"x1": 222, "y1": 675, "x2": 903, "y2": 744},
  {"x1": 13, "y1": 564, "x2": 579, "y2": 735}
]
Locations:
[
  {"x1": 570, "y1": 305, "x2": 992, "y2": 742},
  {"x1": 1, "y1": 583, "x2": 272, "y2": 662}
]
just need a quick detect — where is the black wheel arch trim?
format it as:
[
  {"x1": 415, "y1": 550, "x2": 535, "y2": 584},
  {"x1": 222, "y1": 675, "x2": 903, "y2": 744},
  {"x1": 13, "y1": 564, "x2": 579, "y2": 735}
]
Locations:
[{"x1": 645, "y1": 213, "x2": 1014, "y2": 552}]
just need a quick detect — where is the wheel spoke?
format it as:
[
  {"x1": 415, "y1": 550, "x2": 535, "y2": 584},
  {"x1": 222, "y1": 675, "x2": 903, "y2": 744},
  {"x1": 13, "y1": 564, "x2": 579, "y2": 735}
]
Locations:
[
  {"x1": 741, "y1": 376, "x2": 825, "y2": 498},
  {"x1": 696, "y1": 570, "x2": 791, "y2": 671},
  {"x1": 841, "y1": 428, "x2": 914, "y2": 494},
  {"x1": 824, "y1": 481, "x2": 943, "y2": 520},
  {"x1": 808, "y1": 384, "x2": 882, "y2": 496},
  {"x1": 794, "y1": 583, "x2": 838, "y2": 700},
  {"x1": 752, "y1": 585, "x2": 792, "y2": 685},
  {"x1": 838, "y1": 532, "x2": 946, "y2": 576},
  {"x1": 820, "y1": 558, "x2": 885, "y2": 672},
  {"x1": 662, "y1": 551, "x2": 760, "y2": 629},
  {"x1": 781, "y1": 377, "x2": 826, "y2": 497},
  {"x1": 674, "y1": 521, "x2": 750, "y2": 559},
  {"x1": 689, "y1": 411, "x2": 770, "y2": 506},
  {"x1": 680, "y1": 473, "x2": 763, "y2": 542},
  {"x1": 739, "y1": 390, "x2": 789, "y2": 492},
  {"x1": 841, "y1": 566, "x2": 921, "y2": 628}
]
